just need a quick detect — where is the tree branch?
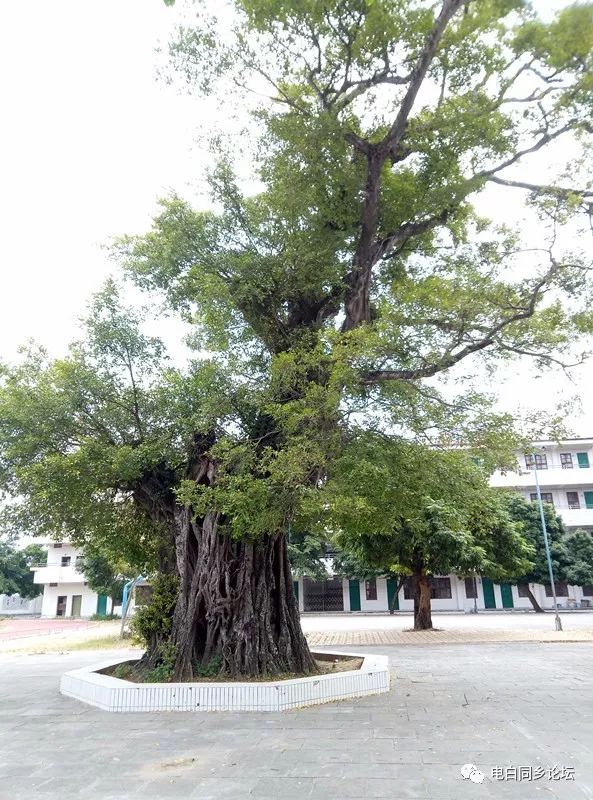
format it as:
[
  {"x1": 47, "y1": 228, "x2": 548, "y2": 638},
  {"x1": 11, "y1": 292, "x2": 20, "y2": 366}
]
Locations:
[
  {"x1": 343, "y1": 0, "x2": 466, "y2": 332},
  {"x1": 360, "y1": 256, "x2": 565, "y2": 384},
  {"x1": 487, "y1": 175, "x2": 593, "y2": 199}
]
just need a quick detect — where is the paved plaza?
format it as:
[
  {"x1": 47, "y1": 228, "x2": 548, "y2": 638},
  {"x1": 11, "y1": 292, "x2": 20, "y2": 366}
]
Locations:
[
  {"x1": 1, "y1": 642, "x2": 592, "y2": 799},
  {"x1": 4, "y1": 612, "x2": 593, "y2": 654}
]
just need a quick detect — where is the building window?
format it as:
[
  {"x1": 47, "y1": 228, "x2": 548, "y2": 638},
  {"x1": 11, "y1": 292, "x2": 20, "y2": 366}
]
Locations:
[
  {"x1": 517, "y1": 583, "x2": 531, "y2": 598},
  {"x1": 560, "y1": 453, "x2": 573, "y2": 469},
  {"x1": 49, "y1": 582, "x2": 57, "y2": 587},
  {"x1": 365, "y1": 578, "x2": 377, "y2": 601},
  {"x1": 403, "y1": 577, "x2": 453, "y2": 600},
  {"x1": 525, "y1": 454, "x2": 548, "y2": 470},
  {"x1": 583, "y1": 586, "x2": 593, "y2": 597},
  {"x1": 577, "y1": 452, "x2": 590, "y2": 469},
  {"x1": 61, "y1": 556, "x2": 71, "y2": 567},
  {"x1": 431, "y1": 578, "x2": 452, "y2": 599},
  {"x1": 530, "y1": 492, "x2": 554, "y2": 506},
  {"x1": 53, "y1": 542, "x2": 63, "y2": 549},
  {"x1": 464, "y1": 577, "x2": 477, "y2": 599},
  {"x1": 545, "y1": 581, "x2": 569, "y2": 597},
  {"x1": 567, "y1": 492, "x2": 580, "y2": 509}
]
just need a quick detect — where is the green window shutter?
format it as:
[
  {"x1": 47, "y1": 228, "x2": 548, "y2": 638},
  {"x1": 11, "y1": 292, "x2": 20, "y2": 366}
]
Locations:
[
  {"x1": 577, "y1": 452, "x2": 590, "y2": 468},
  {"x1": 482, "y1": 578, "x2": 496, "y2": 609},
  {"x1": 584, "y1": 491, "x2": 593, "y2": 510},
  {"x1": 348, "y1": 580, "x2": 361, "y2": 611},
  {"x1": 500, "y1": 583, "x2": 514, "y2": 609}
]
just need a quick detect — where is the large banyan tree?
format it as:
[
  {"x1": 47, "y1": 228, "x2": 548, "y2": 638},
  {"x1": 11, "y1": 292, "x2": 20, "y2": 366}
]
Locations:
[{"x1": 1, "y1": 0, "x2": 593, "y2": 677}]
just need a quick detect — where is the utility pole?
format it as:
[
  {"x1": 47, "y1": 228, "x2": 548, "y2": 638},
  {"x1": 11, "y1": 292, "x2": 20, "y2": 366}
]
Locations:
[{"x1": 531, "y1": 452, "x2": 563, "y2": 631}]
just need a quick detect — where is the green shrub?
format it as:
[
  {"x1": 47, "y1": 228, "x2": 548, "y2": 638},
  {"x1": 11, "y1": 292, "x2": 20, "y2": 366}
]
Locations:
[
  {"x1": 130, "y1": 574, "x2": 178, "y2": 647},
  {"x1": 113, "y1": 663, "x2": 132, "y2": 679},
  {"x1": 193, "y1": 654, "x2": 223, "y2": 678},
  {"x1": 145, "y1": 641, "x2": 177, "y2": 683},
  {"x1": 90, "y1": 613, "x2": 121, "y2": 621}
]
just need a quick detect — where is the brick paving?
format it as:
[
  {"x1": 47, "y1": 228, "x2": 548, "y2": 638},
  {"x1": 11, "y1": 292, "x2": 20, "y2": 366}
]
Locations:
[
  {"x1": 1, "y1": 644, "x2": 592, "y2": 799},
  {"x1": 305, "y1": 626, "x2": 593, "y2": 646}
]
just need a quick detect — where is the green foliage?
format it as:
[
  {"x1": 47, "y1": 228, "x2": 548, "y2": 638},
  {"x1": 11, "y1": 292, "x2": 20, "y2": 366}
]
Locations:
[
  {"x1": 0, "y1": 542, "x2": 45, "y2": 598},
  {"x1": 145, "y1": 641, "x2": 178, "y2": 683},
  {"x1": 80, "y1": 549, "x2": 131, "y2": 603},
  {"x1": 325, "y1": 435, "x2": 533, "y2": 581},
  {"x1": 287, "y1": 531, "x2": 329, "y2": 580},
  {"x1": 331, "y1": 549, "x2": 396, "y2": 581},
  {"x1": 2, "y1": 0, "x2": 593, "y2": 666},
  {"x1": 131, "y1": 574, "x2": 179, "y2": 648},
  {"x1": 501, "y1": 493, "x2": 573, "y2": 585},
  {"x1": 565, "y1": 530, "x2": 593, "y2": 587},
  {"x1": 113, "y1": 663, "x2": 133, "y2": 679},
  {"x1": 90, "y1": 613, "x2": 121, "y2": 621},
  {"x1": 192, "y1": 654, "x2": 223, "y2": 678},
  {"x1": 0, "y1": 284, "x2": 189, "y2": 571}
]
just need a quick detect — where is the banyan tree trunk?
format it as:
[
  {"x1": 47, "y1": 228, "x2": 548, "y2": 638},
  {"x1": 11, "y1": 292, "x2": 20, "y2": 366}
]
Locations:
[{"x1": 157, "y1": 506, "x2": 317, "y2": 680}]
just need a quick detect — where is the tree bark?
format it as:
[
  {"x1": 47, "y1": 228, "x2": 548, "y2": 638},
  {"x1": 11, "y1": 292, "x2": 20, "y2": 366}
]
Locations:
[
  {"x1": 525, "y1": 584, "x2": 545, "y2": 613},
  {"x1": 389, "y1": 575, "x2": 406, "y2": 615},
  {"x1": 145, "y1": 503, "x2": 317, "y2": 680},
  {"x1": 413, "y1": 572, "x2": 433, "y2": 630}
]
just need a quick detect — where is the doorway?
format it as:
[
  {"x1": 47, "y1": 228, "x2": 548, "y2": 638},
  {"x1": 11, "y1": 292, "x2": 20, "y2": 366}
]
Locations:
[
  {"x1": 56, "y1": 595, "x2": 67, "y2": 617},
  {"x1": 71, "y1": 595, "x2": 82, "y2": 617},
  {"x1": 500, "y1": 583, "x2": 514, "y2": 609},
  {"x1": 482, "y1": 578, "x2": 496, "y2": 609},
  {"x1": 303, "y1": 578, "x2": 344, "y2": 611}
]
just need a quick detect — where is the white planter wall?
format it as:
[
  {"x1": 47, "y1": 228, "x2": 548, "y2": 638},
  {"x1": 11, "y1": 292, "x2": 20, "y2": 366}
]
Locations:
[{"x1": 60, "y1": 651, "x2": 390, "y2": 713}]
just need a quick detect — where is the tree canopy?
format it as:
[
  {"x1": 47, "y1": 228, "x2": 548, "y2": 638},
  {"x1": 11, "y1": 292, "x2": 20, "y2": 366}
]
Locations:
[
  {"x1": 502, "y1": 493, "x2": 593, "y2": 609},
  {"x1": 503, "y1": 492, "x2": 573, "y2": 584},
  {"x1": 1, "y1": 0, "x2": 593, "y2": 676},
  {"x1": 323, "y1": 434, "x2": 532, "y2": 627}
]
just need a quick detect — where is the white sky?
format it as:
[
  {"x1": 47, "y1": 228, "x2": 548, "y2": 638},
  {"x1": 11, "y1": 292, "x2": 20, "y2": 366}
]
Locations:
[{"x1": 0, "y1": 0, "x2": 592, "y2": 435}]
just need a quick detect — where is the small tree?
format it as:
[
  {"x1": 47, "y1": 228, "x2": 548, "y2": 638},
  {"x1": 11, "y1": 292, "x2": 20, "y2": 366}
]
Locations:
[
  {"x1": 287, "y1": 531, "x2": 329, "y2": 582},
  {"x1": 80, "y1": 549, "x2": 132, "y2": 607},
  {"x1": 0, "y1": 542, "x2": 46, "y2": 599},
  {"x1": 326, "y1": 436, "x2": 532, "y2": 630},
  {"x1": 565, "y1": 530, "x2": 593, "y2": 589},
  {"x1": 502, "y1": 493, "x2": 573, "y2": 612}
]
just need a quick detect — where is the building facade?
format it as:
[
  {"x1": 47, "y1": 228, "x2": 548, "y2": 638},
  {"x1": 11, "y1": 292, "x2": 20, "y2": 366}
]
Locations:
[
  {"x1": 489, "y1": 438, "x2": 593, "y2": 534},
  {"x1": 31, "y1": 542, "x2": 112, "y2": 618}
]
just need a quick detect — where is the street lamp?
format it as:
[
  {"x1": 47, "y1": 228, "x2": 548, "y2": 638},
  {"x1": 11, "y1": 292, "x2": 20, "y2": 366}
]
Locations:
[{"x1": 530, "y1": 451, "x2": 563, "y2": 631}]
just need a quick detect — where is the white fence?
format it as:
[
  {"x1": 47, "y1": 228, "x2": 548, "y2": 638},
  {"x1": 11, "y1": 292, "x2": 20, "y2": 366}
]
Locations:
[{"x1": 0, "y1": 594, "x2": 43, "y2": 615}]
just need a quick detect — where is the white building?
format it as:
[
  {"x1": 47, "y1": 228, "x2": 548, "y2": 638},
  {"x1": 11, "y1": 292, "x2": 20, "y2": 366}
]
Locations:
[
  {"x1": 293, "y1": 574, "x2": 525, "y2": 613},
  {"x1": 295, "y1": 439, "x2": 593, "y2": 613},
  {"x1": 490, "y1": 438, "x2": 593, "y2": 534},
  {"x1": 31, "y1": 542, "x2": 112, "y2": 618}
]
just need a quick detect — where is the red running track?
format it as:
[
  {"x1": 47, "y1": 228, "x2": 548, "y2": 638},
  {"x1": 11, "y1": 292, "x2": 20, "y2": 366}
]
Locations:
[{"x1": 0, "y1": 618, "x2": 97, "y2": 640}]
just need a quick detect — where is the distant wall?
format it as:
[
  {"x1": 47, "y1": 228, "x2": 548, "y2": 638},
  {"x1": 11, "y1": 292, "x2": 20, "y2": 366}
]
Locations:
[{"x1": 0, "y1": 594, "x2": 43, "y2": 615}]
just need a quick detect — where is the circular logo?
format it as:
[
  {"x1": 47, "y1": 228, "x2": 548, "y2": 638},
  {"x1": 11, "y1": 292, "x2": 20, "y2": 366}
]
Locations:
[{"x1": 461, "y1": 764, "x2": 485, "y2": 784}]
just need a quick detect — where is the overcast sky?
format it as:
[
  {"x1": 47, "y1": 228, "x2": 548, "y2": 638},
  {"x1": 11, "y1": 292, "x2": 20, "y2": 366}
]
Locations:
[{"x1": 1, "y1": 0, "x2": 591, "y2": 436}]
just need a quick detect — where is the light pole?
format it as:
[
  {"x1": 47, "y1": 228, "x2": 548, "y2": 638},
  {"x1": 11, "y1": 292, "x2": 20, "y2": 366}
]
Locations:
[{"x1": 531, "y1": 452, "x2": 563, "y2": 631}]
